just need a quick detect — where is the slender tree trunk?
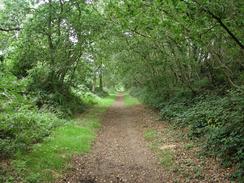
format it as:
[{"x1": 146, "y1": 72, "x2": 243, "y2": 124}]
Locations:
[
  {"x1": 99, "y1": 71, "x2": 103, "y2": 90},
  {"x1": 92, "y1": 74, "x2": 96, "y2": 92},
  {"x1": 47, "y1": 0, "x2": 56, "y2": 91}
]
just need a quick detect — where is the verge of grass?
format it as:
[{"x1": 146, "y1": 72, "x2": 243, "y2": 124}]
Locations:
[
  {"x1": 143, "y1": 128, "x2": 175, "y2": 170},
  {"x1": 159, "y1": 149, "x2": 174, "y2": 169},
  {"x1": 123, "y1": 95, "x2": 140, "y2": 106},
  {"x1": 144, "y1": 129, "x2": 158, "y2": 141},
  {"x1": 10, "y1": 95, "x2": 116, "y2": 183}
]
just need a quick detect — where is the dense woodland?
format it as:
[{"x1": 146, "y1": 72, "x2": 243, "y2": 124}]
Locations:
[{"x1": 0, "y1": 0, "x2": 243, "y2": 182}]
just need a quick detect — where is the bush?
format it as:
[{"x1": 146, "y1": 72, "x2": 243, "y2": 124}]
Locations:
[
  {"x1": 131, "y1": 87, "x2": 165, "y2": 109},
  {"x1": 0, "y1": 72, "x2": 68, "y2": 158},
  {"x1": 0, "y1": 110, "x2": 67, "y2": 158},
  {"x1": 31, "y1": 89, "x2": 86, "y2": 117},
  {"x1": 138, "y1": 86, "x2": 244, "y2": 180}
]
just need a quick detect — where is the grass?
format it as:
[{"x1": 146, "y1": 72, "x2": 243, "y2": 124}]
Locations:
[
  {"x1": 159, "y1": 149, "x2": 174, "y2": 169},
  {"x1": 185, "y1": 143, "x2": 194, "y2": 150},
  {"x1": 10, "y1": 95, "x2": 116, "y2": 183},
  {"x1": 13, "y1": 125, "x2": 94, "y2": 182},
  {"x1": 144, "y1": 129, "x2": 158, "y2": 141},
  {"x1": 123, "y1": 95, "x2": 140, "y2": 106},
  {"x1": 143, "y1": 128, "x2": 175, "y2": 170}
]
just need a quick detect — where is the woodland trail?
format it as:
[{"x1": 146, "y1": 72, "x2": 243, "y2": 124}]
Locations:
[
  {"x1": 58, "y1": 95, "x2": 232, "y2": 183},
  {"x1": 58, "y1": 95, "x2": 165, "y2": 183}
]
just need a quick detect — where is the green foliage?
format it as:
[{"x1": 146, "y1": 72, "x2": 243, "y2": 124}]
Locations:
[
  {"x1": 123, "y1": 94, "x2": 140, "y2": 107},
  {"x1": 94, "y1": 88, "x2": 109, "y2": 97},
  {"x1": 0, "y1": 72, "x2": 67, "y2": 158},
  {"x1": 0, "y1": 95, "x2": 115, "y2": 182},
  {"x1": 157, "y1": 88, "x2": 244, "y2": 180},
  {"x1": 96, "y1": 94, "x2": 116, "y2": 107},
  {"x1": 12, "y1": 124, "x2": 95, "y2": 183},
  {"x1": 0, "y1": 109, "x2": 66, "y2": 158},
  {"x1": 0, "y1": 0, "x2": 243, "y2": 181},
  {"x1": 30, "y1": 88, "x2": 86, "y2": 117},
  {"x1": 131, "y1": 87, "x2": 165, "y2": 109}
]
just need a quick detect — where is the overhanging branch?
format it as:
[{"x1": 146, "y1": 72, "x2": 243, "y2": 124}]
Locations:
[
  {"x1": 182, "y1": 0, "x2": 244, "y2": 49},
  {"x1": 0, "y1": 27, "x2": 21, "y2": 32}
]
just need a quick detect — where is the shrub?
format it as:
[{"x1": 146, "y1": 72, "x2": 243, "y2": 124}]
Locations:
[
  {"x1": 140, "y1": 86, "x2": 244, "y2": 180},
  {"x1": 0, "y1": 72, "x2": 67, "y2": 158},
  {"x1": 0, "y1": 107, "x2": 68, "y2": 158}
]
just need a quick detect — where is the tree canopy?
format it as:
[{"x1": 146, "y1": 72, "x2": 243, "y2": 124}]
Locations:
[{"x1": 0, "y1": 0, "x2": 243, "y2": 181}]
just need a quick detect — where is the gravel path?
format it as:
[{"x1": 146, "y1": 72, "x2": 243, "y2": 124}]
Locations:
[{"x1": 59, "y1": 95, "x2": 164, "y2": 183}]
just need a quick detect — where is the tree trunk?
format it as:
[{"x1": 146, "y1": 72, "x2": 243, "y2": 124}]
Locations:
[
  {"x1": 99, "y1": 70, "x2": 103, "y2": 90},
  {"x1": 92, "y1": 74, "x2": 96, "y2": 93}
]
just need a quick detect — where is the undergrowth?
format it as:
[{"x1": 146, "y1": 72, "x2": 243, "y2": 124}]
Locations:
[
  {"x1": 124, "y1": 94, "x2": 140, "y2": 106},
  {"x1": 134, "y1": 87, "x2": 244, "y2": 181},
  {"x1": 0, "y1": 71, "x2": 116, "y2": 182},
  {"x1": 1, "y1": 94, "x2": 115, "y2": 182}
]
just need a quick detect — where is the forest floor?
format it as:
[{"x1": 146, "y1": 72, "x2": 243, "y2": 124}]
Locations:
[{"x1": 58, "y1": 95, "x2": 233, "y2": 183}]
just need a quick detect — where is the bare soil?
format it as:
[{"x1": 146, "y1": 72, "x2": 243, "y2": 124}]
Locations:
[{"x1": 58, "y1": 95, "x2": 233, "y2": 183}]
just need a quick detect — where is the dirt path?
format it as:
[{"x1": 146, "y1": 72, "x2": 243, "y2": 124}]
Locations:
[
  {"x1": 59, "y1": 95, "x2": 164, "y2": 183},
  {"x1": 58, "y1": 95, "x2": 232, "y2": 183}
]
